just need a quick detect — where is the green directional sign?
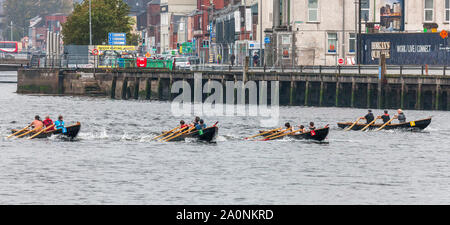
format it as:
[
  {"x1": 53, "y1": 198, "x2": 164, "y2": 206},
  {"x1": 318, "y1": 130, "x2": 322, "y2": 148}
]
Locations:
[{"x1": 181, "y1": 42, "x2": 193, "y2": 54}]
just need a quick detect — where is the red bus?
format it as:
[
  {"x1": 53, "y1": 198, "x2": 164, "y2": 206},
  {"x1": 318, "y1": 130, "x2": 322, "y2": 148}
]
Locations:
[{"x1": 0, "y1": 41, "x2": 19, "y2": 53}]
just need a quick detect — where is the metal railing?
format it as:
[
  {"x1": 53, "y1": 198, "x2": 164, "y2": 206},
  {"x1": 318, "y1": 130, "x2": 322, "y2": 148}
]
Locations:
[{"x1": 26, "y1": 54, "x2": 450, "y2": 76}]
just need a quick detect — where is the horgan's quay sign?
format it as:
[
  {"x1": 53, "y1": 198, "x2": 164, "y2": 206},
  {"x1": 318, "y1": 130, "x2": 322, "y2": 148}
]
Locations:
[{"x1": 361, "y1": 33, "x2": 450, "y2": 65}]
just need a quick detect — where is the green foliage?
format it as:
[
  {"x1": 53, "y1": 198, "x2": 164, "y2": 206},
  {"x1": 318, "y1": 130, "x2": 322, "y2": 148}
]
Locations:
[
  {"x1": 128, "y1": 33, "x2": 140, "y2": 46},
  {"x1": 62, "y1": 0, "x2": 135, "y2": 45},
  {"x1": 2, "y1": 0, "x2": 73, "y2": 41}
]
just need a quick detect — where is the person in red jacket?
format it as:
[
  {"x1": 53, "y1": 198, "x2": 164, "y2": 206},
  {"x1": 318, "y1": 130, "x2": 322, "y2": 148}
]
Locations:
[
  {"x1": 43, "y1": 115, "x2": 55, "y2": 131},
  {"x1": 179, "y1": 120, "x2": 188, "y2": 129}
]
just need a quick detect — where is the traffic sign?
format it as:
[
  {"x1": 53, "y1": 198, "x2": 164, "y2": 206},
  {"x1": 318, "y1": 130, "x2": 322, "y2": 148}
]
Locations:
[
  {"x1": 440, "y1": 30, "x2": 448, "y2": 39},
  {"x1": 92, "y1": 49, "x2": 99, "y2": 55},
  {"x1": 108, "y1": 33, "x2": 126, "y2": 45},
  {"x1": 264, "y1": 37, "x2": 270, "y2": 44},
  {"x1": 338, "y1": 58, "x2": 344, "y2": 65}
]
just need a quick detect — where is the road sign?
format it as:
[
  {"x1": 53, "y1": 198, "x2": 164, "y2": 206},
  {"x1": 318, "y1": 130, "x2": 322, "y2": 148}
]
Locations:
[
  {"x1": 264, "y1": 37, "x2": 270, "y2": 44},
  {"x1": 108, "y1": 33, "x2": 126, "y2": 45},
  {"x1": 338, "y1": 58, "x2": 344, "y2": 65},
  {"x1": 440, "y1": 30, "x2": 448, "y2": 39},
  {"x1": 92, "y1": 49, "x2": 99, "y2": 55}
]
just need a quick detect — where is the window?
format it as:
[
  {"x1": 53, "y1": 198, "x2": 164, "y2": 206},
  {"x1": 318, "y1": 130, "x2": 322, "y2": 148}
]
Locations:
[
  {"x1": 446, "y1": 0, "x2": 450, "y2": 22},
  {"x1": 424, "y1": 0, "x2": 434, "y2": 22},
  {"x1": 361, "y1": 0, "x2": 370, "y2": 22},
  {"x1": 327, "y1": 33, "x2": 337, "y2": 53},
  {"x1": 349, "y1": 33, "x2": 356, "y2": 53},
  {"x1": 308, "y1": 0, "x2": 319, "y2": 22}
]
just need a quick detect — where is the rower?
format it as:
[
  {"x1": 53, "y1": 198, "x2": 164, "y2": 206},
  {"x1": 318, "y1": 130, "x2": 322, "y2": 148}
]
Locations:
[
  {"x1": 360, "y1": 110, "x2": 375, "y2": 124},
  {"x1": 195, "y1": 119, "x2": 207, "y2": 135},
  {"x1": 179, "y1": 120, "x2": 188, "y2": 129},
  {"x1": 309, "y1": 122, "x2": 316, "y2": 130},
  {"x1": 192, "y1": 116, "x2": 200, "y2": 127},
  {"x1": 285, "y1": 122, "x2": 293, "y2": 132},
  {"x1": 30, "y1": 115, "x2": 44, "y2": 132},
  {"x1": 43, "y1": 115, "x2": 55, "y2": 131},
  {"x1": 298, "y1": 125, "x2": 307, "y2": 133},
  {"x1": 195, "y1": 119, "x2": 207, "y2": 130},
  {"x1": 54, "y1": 115, "x2": 67, "y2": 134},
  {"x1": 380, "y1": 110, "x2": 391, "y2": 124},
  {"x1": 396, "y1": 109, "x2": 406, "y2": 123}
]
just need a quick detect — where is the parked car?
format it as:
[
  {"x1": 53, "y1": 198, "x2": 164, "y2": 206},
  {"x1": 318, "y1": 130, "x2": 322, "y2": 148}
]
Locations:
[
  {"x1": 187, "y1": 56, "x2": 200, "y2": 65},
  {"x1": 173, "y1": 57, "x2": 191, "y2": 70}
]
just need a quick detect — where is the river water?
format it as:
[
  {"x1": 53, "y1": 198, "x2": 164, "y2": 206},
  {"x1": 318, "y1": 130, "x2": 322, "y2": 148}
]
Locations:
[{"x1": 0, "y1": 71, "x2": 449, "y2": 204}]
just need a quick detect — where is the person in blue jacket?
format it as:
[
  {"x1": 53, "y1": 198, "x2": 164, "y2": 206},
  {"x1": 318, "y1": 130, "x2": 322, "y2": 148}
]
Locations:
[
  {"x1": 195, "y1": 119, "x2": 207, "y2": 135},
  {"x1": 54, "y1": 115, "x2": 67, "y2": 134}
]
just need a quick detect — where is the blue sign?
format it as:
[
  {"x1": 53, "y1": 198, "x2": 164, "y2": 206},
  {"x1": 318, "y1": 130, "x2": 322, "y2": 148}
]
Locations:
[
  {"x1": 264, "y1": 37, "x2": 270, "y2": 44},
  {"x1": 108, "y1": 33, "x2": 126, "y2": 45}
]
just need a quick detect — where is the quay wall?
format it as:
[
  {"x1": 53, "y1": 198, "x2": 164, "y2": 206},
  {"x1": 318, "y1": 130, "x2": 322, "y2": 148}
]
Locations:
[{"x1": 17, "y1": 68, "x2": 450, "y2": 111}]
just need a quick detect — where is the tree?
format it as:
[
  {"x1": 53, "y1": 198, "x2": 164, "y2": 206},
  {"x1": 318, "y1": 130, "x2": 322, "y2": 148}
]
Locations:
[
  {"x1": 2, "y1": 0, "x2": 73, "y2": 41},
  {"x1": 62, "y1": 0, "x2": 135, "y2": 45}
]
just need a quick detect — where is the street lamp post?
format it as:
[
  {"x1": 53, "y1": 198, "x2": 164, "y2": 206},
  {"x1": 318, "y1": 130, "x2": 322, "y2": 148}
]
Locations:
[
  {"x1": 260, "y1": 0, "x2": 263, "y2": 67},
  {"x1": 357, "y1": 0, "x2": 362, "y2": 66},
  {"x1": 89, "y1": 0, "x2": 92, "y2": 45}
]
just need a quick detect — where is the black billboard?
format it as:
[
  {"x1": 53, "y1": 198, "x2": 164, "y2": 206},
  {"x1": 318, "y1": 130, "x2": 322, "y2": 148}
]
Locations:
[{"x1": 361, "y1": 33, "x2": 450, "y2": 65}]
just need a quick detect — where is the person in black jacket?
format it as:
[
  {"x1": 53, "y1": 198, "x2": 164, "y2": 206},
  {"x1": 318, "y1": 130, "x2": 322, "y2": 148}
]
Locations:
[
  {"x1": 380, "y1": 110, "x2": 391, "y2": 124},
  {"x1": 360, "y1": 110, "x2": 375, "y2": 124}
]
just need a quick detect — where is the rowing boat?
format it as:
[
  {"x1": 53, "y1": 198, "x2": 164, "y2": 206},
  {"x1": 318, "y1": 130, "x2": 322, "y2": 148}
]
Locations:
[
  {"x1": 11, "y1": 122, "x2": 81, "y2": 139},
  {"x1": 165, "y1": 126, "x2": 218, "y2": 142},
  {"x1": 337, "y1": 117, "x2": 431, "y2": 131},
  {"x1": 259, "y1": 127, "x2": 330, "y2": 142}
]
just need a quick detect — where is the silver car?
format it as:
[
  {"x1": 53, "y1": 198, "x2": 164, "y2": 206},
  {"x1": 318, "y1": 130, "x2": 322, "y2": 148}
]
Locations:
[{"x1": 173, "y1": 57, "x2": 191, "y2": 70}]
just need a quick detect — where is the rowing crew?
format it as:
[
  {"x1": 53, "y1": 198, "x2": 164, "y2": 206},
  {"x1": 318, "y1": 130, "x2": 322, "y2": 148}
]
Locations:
[
  {"x1": 277, "y1": 121, "x2": 325, "y2": 134},
  {"x1": 179, "y1": 117, "x2": 207, "y2": 130},
  {"x1": 30, "y1": 115, "x2": 67, "y2": 133},
  {"x1": 360, "y1": 109, "x2": 406, "y2": 124}
]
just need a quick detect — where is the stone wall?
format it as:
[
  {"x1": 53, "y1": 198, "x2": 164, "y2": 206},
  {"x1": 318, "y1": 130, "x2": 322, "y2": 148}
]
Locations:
[{"x1": 17, "y1": 68, "x2": 450, "y2": 111}]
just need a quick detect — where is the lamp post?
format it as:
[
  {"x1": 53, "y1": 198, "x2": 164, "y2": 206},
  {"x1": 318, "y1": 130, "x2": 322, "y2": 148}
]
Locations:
[
  {"x1": 10, "y1": 21, "x2": 13, "y2": 41},
  {"x1": 357, "y1": 0, "x2": 362, "y2": 66},
  {"x1": 260, "y1": 0, "x2": 263, "y2": 67},
  {"x1": 89, "y1": 0, "x2": 92, "y2": 45}
]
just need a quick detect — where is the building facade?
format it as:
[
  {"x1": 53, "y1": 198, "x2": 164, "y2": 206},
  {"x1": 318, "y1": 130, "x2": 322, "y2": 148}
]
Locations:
[
  {"x1": 283, "y1": 0, "x2": 450, "y2": 66},
  {"x1": 159, "y1": 0, "x2": 197, "y2": 53}
]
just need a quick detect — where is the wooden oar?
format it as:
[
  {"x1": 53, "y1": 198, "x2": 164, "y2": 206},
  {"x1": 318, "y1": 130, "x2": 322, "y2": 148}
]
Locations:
[
  {"x1": 15, "y1": 127, "x2": 40, "y2": 139},
  {"x1": 28, "y1": 125, "x2": 55, "y2": 140},
  {"x1": 164, "y1": 126, "x2": 196, "y2": 142},
  {"x1": 244, "y1": 127, "x2": 283, "y2": 140},
  {"x1": 7, "y1": 125, "x2": 30, "y2": 138},
  {"x1": 264, "y1": 129, "x2": 302, "y2": 141},
  {"x1": 344, "y1": 118, "x2": 361, "y2": 131},
  {"x1": 361, "y1": 118, "x2": 378, "y2": 132},
  {"x1": 159, "y1": 126, "x2": 188, "y2": 142},
  {"x1": 153, "y1": 126, "x2": 180, "y2": 140},
  {"x1": 376, "y1": 116, "x2": 397, "y2": 131},
  {"x1": 260, "y1": 128, "x2": 290, "y2": 140}
]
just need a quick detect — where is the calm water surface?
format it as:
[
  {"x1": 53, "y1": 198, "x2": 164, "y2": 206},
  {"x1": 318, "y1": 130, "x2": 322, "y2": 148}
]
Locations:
[{"x1": 0, "y1": 72, "x2": 449, "y2": 204}]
